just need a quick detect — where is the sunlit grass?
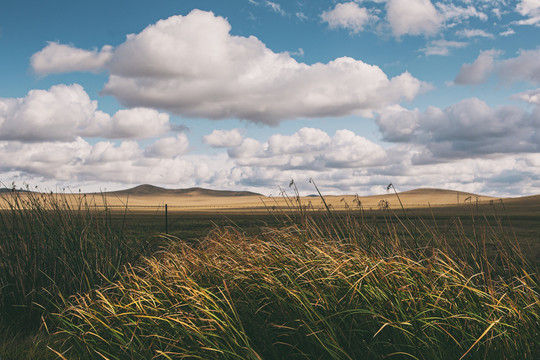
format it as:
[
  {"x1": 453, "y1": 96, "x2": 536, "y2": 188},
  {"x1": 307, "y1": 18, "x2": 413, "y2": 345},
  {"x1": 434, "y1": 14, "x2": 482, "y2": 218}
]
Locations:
[
  {"x1": 0, "y1": 184, "x2": 538, "y2": 359},
  {"x1": 47, "y1": 195, "x2": 539, "y2": 359}
]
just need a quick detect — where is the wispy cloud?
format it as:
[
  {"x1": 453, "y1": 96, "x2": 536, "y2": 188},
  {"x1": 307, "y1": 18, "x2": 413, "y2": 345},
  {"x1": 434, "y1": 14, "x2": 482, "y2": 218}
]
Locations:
[
  {"x1": 437, "y1": 3, "x2": 488, "y2": 22},
  {"x1": 247, "y1": 0, "x2": 286, "y2": 16},
  {"x1": 296, "y1": 11, "x2": 307, "y2": 21},
  {"x1": 457, "y1": 29, "x2": 495, "y2": 39},
  {"x1": 265, "y1": 1, "x2": 285, "y2": 16},
  {"x1": 500, "y1": 28, "x2": 516, "y2": 36},
  {"x1": 290, "y1": 47, "x2": 304, "y2": 57},
  {"x1": 421, "y1": 39, "x2": 468, "y2": 56}
]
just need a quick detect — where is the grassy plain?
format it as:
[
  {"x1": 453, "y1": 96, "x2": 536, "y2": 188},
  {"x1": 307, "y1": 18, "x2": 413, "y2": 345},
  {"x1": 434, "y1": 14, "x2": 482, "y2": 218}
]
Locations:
[
  {"x1": 0, "y1": 186, "x2": 539, "y2": 359},
  {"x1": 0, "y1": 186, "x2": 501, "y2": 213}
]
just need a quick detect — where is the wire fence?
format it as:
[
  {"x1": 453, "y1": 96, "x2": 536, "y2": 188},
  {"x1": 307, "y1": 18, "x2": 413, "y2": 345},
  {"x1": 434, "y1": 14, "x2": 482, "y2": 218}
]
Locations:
[{"x1": 97, "y1": 200, "x2": 494, "y2": 236}]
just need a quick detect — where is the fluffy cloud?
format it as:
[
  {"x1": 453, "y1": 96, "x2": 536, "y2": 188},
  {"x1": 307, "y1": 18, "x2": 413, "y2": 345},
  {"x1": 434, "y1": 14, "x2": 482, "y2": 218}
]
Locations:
[
  {"x1": 2, "y1": 126, "x2": 539, "y2": 197},
  {"x1": 144, "y1": 134, "x2": 190, "y2": 158},
  {"x1": 321, "y1": 2, "x2": 373, "y2": 33},
  {"x1": 454, "y1": 50, "x2": 500, "y2": 85},
  {"x1": 86, "y1": 141, "x2": 141, "y2": 164},
  {"x1": 517, "y1": 0, "x2": 540, "y2": 15},
  {"x1": 0, "y1": 84, "x2": 171, "y2": 142},
  {"x1": 93, "y1": 108, "x2": 171, "y2": 139},
  {"x1": 385, "y1": 1, "x2": 491, "y2": 37},
  {"x1": 224, "y1": 127, "x2": 387, "y2": 170},
  {"x1": 209, "y1": 143, "x2": 540, "y2": 197},
  {"x1": 203, "y1": 129, "x2": 245, "y2": 148},
  {"x1": 4, "y1": 134, "x2": 540, "y2": 197},
  {"x1": 517, "y1": 0, "x2": 538, "y2": 15},
  {"x1": 0, "y1": 136, "x2": 201, "y2": 187},
  {"x1": 514, "y1": 0, "x2": 540, "y2": 25},
  {"x1": 376, "y1": 98, "x2": 540, "y2": 162},
  {"x1": 457, "y1": 48, "x2": 540, "y2": 85},
  {"x1": 33, "y1": 10, "x2": 427, "y2": 124},
  {"x1": 31, "y1": 43, "x2": 113, "y2": 75},
  {"x1": 0, "y1": 84, "x2": 101, "y2": 142},
  {"x1": 386, "y1": 0, "x2": 442, "y2": 37},
  {"x1": 517, "y1": 0, "x2": 540, "y2": 23},
  {"x1": 0, "y1": 138, "x2": 92, "y2": 180}
]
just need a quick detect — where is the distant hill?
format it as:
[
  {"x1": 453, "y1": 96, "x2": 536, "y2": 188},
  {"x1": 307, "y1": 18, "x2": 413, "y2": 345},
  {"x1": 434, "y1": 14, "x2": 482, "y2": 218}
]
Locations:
[
  {"x1": 0, "y1": 188, "x2": 29, "y2": 194},
  {"x1": 504, "y1": 194, "x2": 540, "y2": 202},
  {"x1": 397, "y1": 188, "x2": 486, "y2": 198},
  {"x1": 107, "y1": 184, "x2": 262, "y2": 197}
]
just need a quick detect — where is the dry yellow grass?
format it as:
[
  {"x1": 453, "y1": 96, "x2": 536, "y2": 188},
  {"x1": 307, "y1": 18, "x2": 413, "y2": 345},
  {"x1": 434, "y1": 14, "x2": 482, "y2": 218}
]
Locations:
[{"x1": 0, "y1": 188, "x2": 499, "y2": 213}]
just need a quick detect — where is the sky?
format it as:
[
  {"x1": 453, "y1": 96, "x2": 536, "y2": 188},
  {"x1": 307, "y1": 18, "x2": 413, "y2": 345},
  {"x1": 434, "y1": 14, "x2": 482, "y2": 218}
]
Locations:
[{"x1": 1, "y1": 0, "x2": 540, "y2": 197}]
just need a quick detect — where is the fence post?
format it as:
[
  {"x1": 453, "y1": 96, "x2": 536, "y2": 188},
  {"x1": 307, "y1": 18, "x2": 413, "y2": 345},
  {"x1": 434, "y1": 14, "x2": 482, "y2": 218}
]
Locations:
[{"x1": 165, "y1": 204, "x2": 168, "y2": 234}]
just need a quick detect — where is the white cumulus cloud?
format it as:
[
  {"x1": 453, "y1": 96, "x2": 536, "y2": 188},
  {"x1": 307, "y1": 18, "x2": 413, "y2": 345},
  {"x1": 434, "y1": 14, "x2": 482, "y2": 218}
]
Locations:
[
  {"x1": 517, "y1": 0, "x2": 540, "y2": 16},
  {"x1": 516, "y1": 0, "x2": 540, "y2": 25},
  {"x1": 144, "y1": 134, "x2": 190, "y2": 158},
  {"x1": 376, "y1": 98, "x2": 540, "y2": 162},
  {"x1": 225, "y1": 127, "x2": 387, "y2": 170},
  {"x1": 31, "y1": 42, "x2": 113, "y2": 75},
  {"x1": 203, "y1": 129, "x2": 245, "y2": 148},
  {"x1": 0, "y1": 84, "x2": 171, "y2": 142},
  {"x1": 321, "y1": 2, "x2": 374, "y2": 33},
  {"x1": 386, "y1": 0, "x2": 442, "y2": 37},
  {"x1": 0, "y1": 136, "x2": 208, "y2": 188},
  {"x1": 99, "y1": 108, "x2": 171, "y2": 139},
  {"x1": 32, "y1": 10, "x2": 428, "y2": 125}
]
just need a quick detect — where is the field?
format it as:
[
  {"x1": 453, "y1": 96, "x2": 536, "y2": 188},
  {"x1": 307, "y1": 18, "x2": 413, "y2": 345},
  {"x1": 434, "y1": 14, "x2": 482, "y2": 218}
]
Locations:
[{"x1": 0, "y1": 186, "x2": 539, "y2": 359}]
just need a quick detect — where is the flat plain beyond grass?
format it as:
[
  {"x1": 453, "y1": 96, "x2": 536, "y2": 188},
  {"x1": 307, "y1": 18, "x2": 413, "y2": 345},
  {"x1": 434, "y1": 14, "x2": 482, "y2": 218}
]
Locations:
[
  {"x1": 0, "y1": 187, "x2": 539, "y2": 359},
  {"x1": 0, "y1": 187, "x2": 503, "y2": 213}
]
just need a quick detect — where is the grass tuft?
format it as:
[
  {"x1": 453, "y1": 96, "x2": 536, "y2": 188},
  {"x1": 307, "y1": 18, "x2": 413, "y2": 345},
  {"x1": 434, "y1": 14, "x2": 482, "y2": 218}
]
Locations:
[
  {"x1": 47, "y1": 203, "x2": 539, "y2": 359},
  {"x1": 0, "y1": 187, "x2": 149, "y2": 330}
]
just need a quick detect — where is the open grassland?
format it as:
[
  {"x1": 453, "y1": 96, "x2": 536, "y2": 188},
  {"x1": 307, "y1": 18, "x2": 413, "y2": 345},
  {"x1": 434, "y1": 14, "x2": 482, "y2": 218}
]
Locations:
[
  {"x1": 0, "y1": 187, "x2": 500, "y2": 214},
  {"x1": 0, "y1": 188, "x2": 539, "y2": 359}
]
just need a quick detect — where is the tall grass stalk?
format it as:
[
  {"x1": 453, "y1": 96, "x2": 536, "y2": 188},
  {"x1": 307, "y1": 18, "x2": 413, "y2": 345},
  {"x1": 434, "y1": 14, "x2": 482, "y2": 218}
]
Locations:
[
  {"x1": 47, "y1": 197, "x2": 539, "y2": 359},
  {"x1": 0, "y1": 187, "x2": 147, "y2": 329}
]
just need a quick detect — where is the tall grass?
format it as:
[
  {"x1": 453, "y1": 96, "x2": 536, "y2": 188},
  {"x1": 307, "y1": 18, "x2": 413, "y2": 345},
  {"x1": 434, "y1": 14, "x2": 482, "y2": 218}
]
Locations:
[
  {"x1": 0, "y1": 187, "x2": 148, "y2": 329},
  {"x1": 47, "y1": 195, "x2": 539, "y2": 359}
]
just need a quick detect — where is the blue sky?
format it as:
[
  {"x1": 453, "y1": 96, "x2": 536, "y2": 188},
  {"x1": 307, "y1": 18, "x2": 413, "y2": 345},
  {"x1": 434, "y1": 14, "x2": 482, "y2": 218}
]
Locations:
[{"x1": 1, "y1": 0, "x2": 540, "y2": 196}]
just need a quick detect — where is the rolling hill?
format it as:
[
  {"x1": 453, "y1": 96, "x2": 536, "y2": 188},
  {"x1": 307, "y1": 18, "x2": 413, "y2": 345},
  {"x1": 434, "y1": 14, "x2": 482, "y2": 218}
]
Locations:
[
  {"x1": 107, "y1": 184, "x2": 262, "y2": 197},
  {"x1": 3, "y1": 184, "x2": 539, "y2": 213}
]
